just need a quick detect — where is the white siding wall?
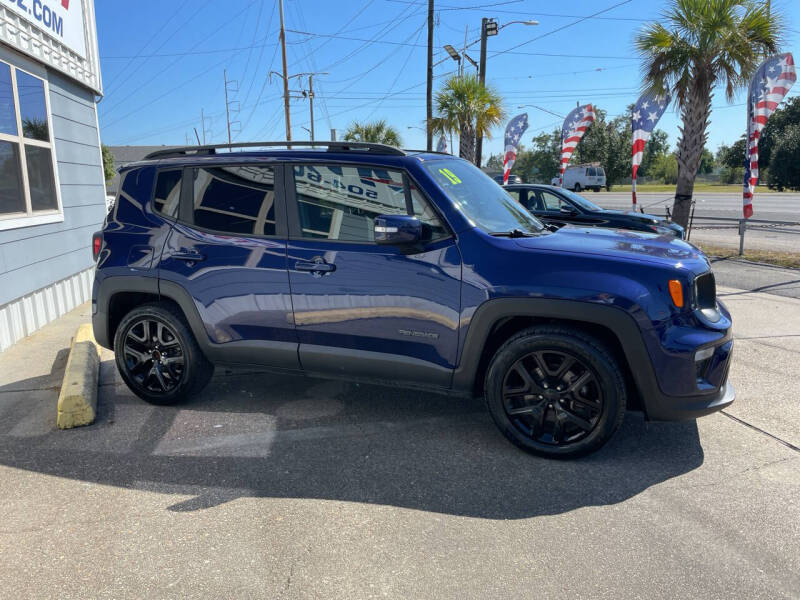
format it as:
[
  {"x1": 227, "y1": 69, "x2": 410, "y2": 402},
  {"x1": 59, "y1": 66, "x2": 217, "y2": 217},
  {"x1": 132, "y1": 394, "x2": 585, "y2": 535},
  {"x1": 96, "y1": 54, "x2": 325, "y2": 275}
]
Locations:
[
  {"x1": 0, "y1": 53, "x2": 105, "y2": 353},
  {"x1": 0, "y1": 266, "x2": 93, "y2": 351}
]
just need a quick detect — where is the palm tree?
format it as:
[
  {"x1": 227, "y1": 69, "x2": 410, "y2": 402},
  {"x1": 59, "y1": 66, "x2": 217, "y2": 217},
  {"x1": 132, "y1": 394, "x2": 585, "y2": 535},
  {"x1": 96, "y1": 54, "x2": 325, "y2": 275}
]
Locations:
[
  {"x1": 343, "y1": 119, "x2": 403, "y2": 146},
  {"x1": 430, "y1": 74, "x2": 505, "y2": 165},
  {"x1": 636, "y1": 0, "x2": 780, "y2": 227}
]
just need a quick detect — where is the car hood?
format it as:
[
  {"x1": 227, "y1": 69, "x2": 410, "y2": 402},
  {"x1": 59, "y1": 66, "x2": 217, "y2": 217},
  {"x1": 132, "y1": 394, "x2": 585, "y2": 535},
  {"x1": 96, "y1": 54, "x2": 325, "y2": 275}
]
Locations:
[
  {"x1": 595, "y1": 209, "x2": 664, "y2": 224},
  {"x1": 514, "y1": 225, "x2": 707, "y2": 270}
]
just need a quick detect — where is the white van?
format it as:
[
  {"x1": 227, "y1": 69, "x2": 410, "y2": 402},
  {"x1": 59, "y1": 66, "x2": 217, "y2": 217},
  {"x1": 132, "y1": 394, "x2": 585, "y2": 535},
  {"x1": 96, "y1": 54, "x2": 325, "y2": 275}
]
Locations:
[{"x1": 551, "y1": 164, "x2": 606, "y2": 192}]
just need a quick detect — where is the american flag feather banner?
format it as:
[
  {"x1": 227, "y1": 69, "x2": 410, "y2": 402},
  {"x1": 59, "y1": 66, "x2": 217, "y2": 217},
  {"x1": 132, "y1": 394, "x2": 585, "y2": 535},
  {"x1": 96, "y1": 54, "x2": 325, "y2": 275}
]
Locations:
[
  {"x1": 559, "y1": 104, "x2": 595, "y2": 186},
  {"x1": 502, "y1": 113, "x2": 528, "y2": 184},
  {"x1": 743, "y1": 53, "x2": 796, "y2": 218},
  {"x1": 436, "y1": 135, "x2": 448, "y2": 153},
  {"x1": 631, "y1": 91, "x2": 670, "y2": 210}
]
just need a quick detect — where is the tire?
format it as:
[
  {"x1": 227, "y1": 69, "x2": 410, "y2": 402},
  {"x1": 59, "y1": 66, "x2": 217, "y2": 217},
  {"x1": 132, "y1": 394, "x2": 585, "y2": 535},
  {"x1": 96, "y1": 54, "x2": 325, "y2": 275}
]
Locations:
[
  {"x1": 573, "y1": 183, "x2": 582, "y2": 192},
  {"x1": 484, "y1": 325, "x2": 626, "y2": 459},
  {"x1": 114, "y1": 301, "x2": 213, "y2": 405},
  {"x1": 592, "y1": 187, "x2": 600, "y2": 192}
]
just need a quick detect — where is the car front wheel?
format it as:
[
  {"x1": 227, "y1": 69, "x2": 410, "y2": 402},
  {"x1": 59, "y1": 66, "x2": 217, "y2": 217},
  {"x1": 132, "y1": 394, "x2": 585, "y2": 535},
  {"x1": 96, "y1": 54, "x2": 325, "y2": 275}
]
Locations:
[{"x1": 484, "y1": 325, "x2": 626, "y2": 458}]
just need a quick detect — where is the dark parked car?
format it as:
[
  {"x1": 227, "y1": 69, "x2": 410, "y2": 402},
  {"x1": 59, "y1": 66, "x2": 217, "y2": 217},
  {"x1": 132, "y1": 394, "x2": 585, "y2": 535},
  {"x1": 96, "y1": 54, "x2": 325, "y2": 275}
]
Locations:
[
  {"x1": 92, "y1": 142, "x2": 732, "y2": 458},
  {"x1": 494, "y1": 173, "x2": 522, "y2": 185},
  {"x1": 504, "y1": 183, "x2": 685, "y2": 238}
]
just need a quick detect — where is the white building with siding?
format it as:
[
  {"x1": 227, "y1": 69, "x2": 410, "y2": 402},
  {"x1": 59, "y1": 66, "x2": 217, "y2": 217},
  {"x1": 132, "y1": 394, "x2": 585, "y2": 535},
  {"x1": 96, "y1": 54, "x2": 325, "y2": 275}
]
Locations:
[{"x1": 0, "y1": 0, "x2": 105, "y2": 351}]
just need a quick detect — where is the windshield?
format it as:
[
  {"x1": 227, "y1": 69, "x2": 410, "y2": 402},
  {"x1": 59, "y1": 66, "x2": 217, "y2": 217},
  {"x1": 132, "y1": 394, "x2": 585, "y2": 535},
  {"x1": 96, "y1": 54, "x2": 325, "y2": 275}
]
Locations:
[
  {"x1": 424, "y1": 159, "x2": 545, "y2": 234},
  {"x1": 559, "y1": 188, "x2": 602, "y2": 212}
]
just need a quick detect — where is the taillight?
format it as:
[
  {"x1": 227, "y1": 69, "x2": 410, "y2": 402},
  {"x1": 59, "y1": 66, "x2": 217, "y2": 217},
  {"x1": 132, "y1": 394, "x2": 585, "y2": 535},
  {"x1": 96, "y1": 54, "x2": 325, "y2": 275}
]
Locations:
[{"x1": 92, "y1": 232, "x2": 103, "y2": 261}]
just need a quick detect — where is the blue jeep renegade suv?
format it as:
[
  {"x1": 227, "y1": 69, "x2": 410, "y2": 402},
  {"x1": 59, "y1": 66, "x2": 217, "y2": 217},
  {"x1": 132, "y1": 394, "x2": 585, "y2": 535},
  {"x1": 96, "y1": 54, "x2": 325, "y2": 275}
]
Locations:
[{"x1": 92, "y1": 141, "x2": 734, "y2": 458}]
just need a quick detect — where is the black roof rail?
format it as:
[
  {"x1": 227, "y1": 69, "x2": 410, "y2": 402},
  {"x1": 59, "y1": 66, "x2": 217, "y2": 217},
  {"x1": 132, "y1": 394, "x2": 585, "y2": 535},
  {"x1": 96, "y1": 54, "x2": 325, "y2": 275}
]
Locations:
[
  {"x1": 403, "y1": 149, "x2": 451, "y2": 156},
  {"x1": 143, "y1": 141, "x2": 406, "y2": 160}
]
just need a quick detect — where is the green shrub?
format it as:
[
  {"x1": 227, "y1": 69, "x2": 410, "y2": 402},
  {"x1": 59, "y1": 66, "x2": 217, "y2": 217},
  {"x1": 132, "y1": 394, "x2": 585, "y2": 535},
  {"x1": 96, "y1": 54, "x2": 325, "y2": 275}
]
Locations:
[
  {"x1": 767, "y1": 124, "x2": 800, "y2": 191},
  {"x1": 650, "y1": 154, "x2": 678, "y2": 184},
  {"x1": 719, "y1": 165, "x2": 744, "y2": 184}
]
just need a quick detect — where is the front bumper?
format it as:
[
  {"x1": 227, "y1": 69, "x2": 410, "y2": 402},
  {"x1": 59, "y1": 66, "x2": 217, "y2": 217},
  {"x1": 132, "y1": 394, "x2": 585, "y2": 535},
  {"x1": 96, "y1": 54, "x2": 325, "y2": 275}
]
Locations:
[{"x1": 644, "y1": 379, "x2": 735, "y2": 421}]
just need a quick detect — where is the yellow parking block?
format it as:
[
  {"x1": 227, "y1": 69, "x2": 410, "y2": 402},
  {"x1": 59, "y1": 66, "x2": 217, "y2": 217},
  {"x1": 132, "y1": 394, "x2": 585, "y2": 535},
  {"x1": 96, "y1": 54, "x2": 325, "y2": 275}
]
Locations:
[{"x1": 57, "y1": 324, "x2": 101, "y2": 429}]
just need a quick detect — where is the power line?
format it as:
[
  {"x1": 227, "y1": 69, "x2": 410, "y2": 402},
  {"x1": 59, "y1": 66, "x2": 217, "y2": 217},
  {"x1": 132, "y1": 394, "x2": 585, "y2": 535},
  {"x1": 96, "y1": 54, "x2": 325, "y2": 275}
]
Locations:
[
  {"x1": 384, "y1": 0, "x2": 525, "y2": 11},
  {"x1": 286, "y1": 0, "x2": 377, "y2": 71},
  {"x1": 236, "y1": 1, "x2": 278, "y2": 121},
  {"x1": 100, "y1": 0, "x2": 259, "y2": 121},
  {"x1": 101, "y1": 41, "x2": 279, "y2": 60},
  {"x1": 488, "y1": 0, "x2": 634, "y2": 60},
  {"x1": 363, "y1": 21, "x2": 427, "y2": 121},
  {"x1": 285, "y1": 28, "x2": 446, "y2": 51},
  {"x1": 235, "y1": 0, "x2": 269, "y2": 103},
  {"x1": 102, "y1": 0, "x2": 195, "y2": 89}
]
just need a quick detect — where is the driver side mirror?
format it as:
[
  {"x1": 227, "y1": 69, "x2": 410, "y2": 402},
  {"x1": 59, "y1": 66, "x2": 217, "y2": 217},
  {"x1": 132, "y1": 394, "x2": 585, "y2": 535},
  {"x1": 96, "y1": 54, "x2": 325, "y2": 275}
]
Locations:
[{"x1": 374, "y1": 215, "x2": 421, "y2": 245}]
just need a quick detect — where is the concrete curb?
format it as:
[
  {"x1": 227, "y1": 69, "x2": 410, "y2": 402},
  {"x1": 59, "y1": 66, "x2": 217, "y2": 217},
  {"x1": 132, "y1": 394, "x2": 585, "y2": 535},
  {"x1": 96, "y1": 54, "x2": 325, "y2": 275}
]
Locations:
[{"x1": 57, "y1": 324, "x2": 101, "y2": 430}]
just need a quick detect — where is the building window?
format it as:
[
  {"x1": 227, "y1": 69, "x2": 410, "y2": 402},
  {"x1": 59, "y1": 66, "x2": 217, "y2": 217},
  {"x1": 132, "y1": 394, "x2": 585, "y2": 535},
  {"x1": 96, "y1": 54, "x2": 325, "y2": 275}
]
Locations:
[{"x1": 0, "y1": 60, "x2": 60, "y2": 227}]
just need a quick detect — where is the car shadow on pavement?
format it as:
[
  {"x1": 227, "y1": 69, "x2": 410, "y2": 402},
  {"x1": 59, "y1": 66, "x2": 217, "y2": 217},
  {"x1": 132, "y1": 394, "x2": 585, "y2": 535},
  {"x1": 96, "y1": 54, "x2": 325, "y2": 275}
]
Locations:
[{"x1": 0, "y1": 364, "x2": 704, "y2": 520}]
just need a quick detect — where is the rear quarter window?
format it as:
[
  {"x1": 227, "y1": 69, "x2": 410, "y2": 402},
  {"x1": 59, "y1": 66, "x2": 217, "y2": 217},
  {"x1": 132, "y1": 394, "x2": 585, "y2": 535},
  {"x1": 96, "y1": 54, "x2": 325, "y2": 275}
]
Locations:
[
  {"x1": 153, "y1": 170, "x2": 181, "y2": 219},
  {"x1": 115, "y1": 167, "x2": 155, "y2": 224}
]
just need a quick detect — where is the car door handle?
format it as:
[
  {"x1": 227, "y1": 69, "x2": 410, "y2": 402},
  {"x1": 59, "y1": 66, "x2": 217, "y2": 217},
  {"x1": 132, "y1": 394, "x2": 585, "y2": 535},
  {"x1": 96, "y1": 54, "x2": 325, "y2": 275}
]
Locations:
[
  {"x1": 295, "y1": 259, "x2": 336, "y2": 273},
  {"x1": 172, "y1": 251, "x2": 206, "y2": 262}
]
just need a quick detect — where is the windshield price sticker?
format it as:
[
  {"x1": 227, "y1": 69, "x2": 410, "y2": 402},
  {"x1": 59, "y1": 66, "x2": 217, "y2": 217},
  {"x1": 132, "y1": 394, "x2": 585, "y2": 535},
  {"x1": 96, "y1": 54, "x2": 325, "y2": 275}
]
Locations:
[{"x1": 438, "y1": 168, "x2": 462, "y2": 185}]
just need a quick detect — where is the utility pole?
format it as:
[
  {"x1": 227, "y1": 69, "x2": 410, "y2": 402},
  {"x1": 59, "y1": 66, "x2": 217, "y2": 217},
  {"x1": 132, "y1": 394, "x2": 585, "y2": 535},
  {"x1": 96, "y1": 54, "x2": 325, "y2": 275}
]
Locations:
[
  {"x1": 304, "y1": 73, "x2": 327, "y2": 141},
  {"x1": 308, "y1": 74, "x2": 315, "y2": 141},
  {"x1": 476, "y1": 18, "x2": 489, "y2": 166},
  {"x1": 270, "y1": 70, "x2": 327, "y2": 141},
  {"x1": 224, "y1": 69, "x2": 232, "y2": 146},
  {"x1": 279, "y1": 0, "x2": 291, "y2": 141},
  {"x1": 200, "y1": 108, "x2": 206, "y2": 144},
  {"x1": 426, "y1": 0, "x2": 434, "y2": 151}
]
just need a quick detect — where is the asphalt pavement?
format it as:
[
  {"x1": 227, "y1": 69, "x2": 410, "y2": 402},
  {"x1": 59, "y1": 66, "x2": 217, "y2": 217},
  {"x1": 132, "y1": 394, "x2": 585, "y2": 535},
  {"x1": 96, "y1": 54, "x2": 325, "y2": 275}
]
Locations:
[
  {"x1": 711, "y1": 257, "x2": 800, "y2": 299},
  {"x1": 591, "y1": 190, "x2": 800, "y2": 221},
  {"x1": 0, "y1": 269, "x2": 799, "y2": 599},
  {"x1": 586, "y1": 191, "x2": 800, "y2": 252}
]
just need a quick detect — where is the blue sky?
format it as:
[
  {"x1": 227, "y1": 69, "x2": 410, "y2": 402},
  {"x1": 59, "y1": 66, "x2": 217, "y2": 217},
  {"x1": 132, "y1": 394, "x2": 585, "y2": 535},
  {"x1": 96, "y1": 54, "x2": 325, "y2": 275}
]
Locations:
[{"x1": 96, "y1": 0, "x2": 800, "y2": 159}]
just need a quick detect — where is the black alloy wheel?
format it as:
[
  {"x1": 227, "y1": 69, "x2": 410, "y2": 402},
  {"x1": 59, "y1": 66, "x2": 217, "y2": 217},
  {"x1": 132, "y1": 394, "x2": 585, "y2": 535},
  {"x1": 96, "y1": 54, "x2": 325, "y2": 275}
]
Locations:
[
  {"x1": 122, "y1": 317, "x2": 185, "y2": 393},
  {"x1": 484, "y1": 325, "x2": 626, "y2": 458},
  {"x1": 114, "y1": 302, "x2": 213, "y2": 405},
  {"x1": 502, "y1": 349, "x2": 602, "y2": 446}
]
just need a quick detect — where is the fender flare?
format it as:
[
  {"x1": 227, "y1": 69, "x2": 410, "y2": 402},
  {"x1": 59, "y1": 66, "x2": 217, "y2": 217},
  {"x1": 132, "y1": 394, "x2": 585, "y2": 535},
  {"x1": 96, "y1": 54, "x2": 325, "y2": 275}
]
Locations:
[
  {"x1": 92, "y1": 275, "x2": 159, "y2": 349},
  {"x1": 450, "y1": 297, "x2": 659, "y2": 404}
]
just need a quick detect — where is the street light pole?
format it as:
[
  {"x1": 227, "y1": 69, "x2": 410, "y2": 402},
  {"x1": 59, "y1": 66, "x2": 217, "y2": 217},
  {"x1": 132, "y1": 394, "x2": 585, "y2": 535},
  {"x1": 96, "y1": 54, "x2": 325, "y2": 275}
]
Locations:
[
  {"x1": 475, "y1": 19, "x2": 538, "y2": 167},
  {"x1": 426, "y1": 0, "x2": 434, "y2": 151}
]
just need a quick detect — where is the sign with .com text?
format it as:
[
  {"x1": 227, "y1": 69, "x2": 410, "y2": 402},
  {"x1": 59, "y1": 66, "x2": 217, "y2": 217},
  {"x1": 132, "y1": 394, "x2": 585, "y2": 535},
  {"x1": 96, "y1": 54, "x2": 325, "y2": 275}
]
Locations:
[{"x1": 3, "y1": 0, "x2": 86, "y2": 58}]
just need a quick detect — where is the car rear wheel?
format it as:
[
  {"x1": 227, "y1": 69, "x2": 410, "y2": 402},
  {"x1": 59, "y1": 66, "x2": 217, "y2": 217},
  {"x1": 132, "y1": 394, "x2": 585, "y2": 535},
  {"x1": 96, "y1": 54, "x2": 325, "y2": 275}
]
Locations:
[
  {"x1": 484, "y1": 325, "x2": 626, "y2": 458},
  {"x1": 114, "y1": 302, "x2": 213, "y2": 405},
  {"x1": 573, "y1": 183, "x2": 582, "y2": 192}
]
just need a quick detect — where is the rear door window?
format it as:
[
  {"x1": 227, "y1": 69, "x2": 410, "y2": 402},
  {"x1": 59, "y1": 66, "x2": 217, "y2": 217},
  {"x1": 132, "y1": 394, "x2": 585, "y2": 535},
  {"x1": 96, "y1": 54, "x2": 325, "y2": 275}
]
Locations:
[{"x1": 191, "y1": 165, "x2": 277, "y2": 236}]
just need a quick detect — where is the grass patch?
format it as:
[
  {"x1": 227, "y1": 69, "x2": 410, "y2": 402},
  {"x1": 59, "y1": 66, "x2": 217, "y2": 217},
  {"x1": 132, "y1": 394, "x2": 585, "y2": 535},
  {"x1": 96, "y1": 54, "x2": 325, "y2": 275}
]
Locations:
[{"x1": 694, "y1": 242, "x2": 800, "y2": 269}]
